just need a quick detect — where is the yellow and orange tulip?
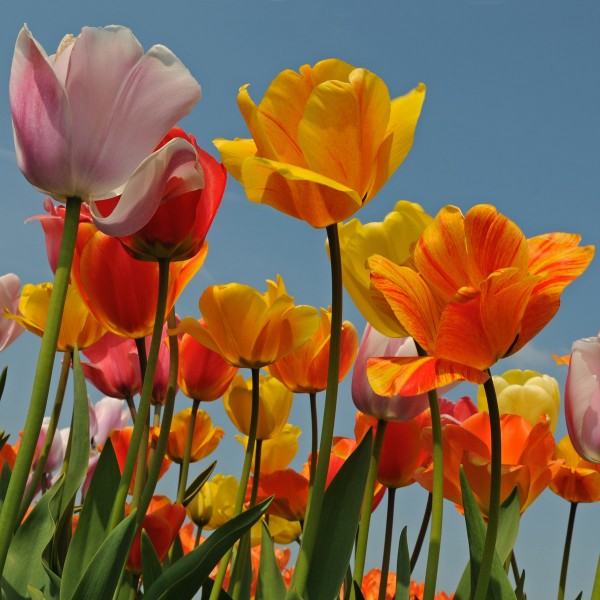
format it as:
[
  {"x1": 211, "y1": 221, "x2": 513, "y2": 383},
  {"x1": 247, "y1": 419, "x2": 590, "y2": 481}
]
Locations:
[
  {"x1": 368, "y1": 204, "x2": 594, "y2": 395},
  {"x1": 165, "y1": 408, "x2": 224, "y2": 464},
  {"x1": 214, "y1": 59, "x2": 425, "y2": 228}
]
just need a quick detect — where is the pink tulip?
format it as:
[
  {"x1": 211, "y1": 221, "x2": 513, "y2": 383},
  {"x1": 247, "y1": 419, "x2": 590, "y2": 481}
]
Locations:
[
  {"x1": 82, "y1": 332, "x2": 142, "y2": 400},
  {"x1": 10, "y1": 25, "x2": 202, "y2": 235},
  {"x1": 147, "y1": 322, "x2": 177, "y2": 405},
  {"x1": 0, "y1": 273, "x2": 23, "y2": 352},
  {"x1": 352, "y1": 324, "x2": 430, "y2": 421},
  {"x1": 89, "y1": 397, "x2": 130, "y2": 449},
  {"x1": 565, "y1": 336, "x2": 600, "y2": 463}
]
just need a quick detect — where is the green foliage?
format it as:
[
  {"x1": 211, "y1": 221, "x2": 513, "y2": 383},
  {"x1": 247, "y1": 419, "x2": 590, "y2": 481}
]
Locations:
[
  {"x1": 141, "y1": 530, "x2": 163, "y2": 590},
  {"x1": 256, "y1": 522, "x2": 286, "y2": 599},
  {"x1": 182, "y1": 461, "x2": 216, "y2": 507},
  {"x1": 395, "y1": 527, "x2": 410, "y2": 600}
]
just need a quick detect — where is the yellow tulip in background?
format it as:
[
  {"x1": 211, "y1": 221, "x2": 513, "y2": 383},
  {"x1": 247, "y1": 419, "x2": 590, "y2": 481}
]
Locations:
[
  {"x1": 477, "y1": 369, "x2": 560, "y2": 432},
  {"x1": 236, "y1": 423, "x2": 301, "y2": 474},
  {"x1": 224, "y1": 373, "x2": 293, "y2": 440},
  {"x1": 187, "y1": 474, "x2": 238, "y2": 530},
  {"x1": 335, "y1": 201, "x2": 432, "y2": 337},
  {"x1": 214, "y1": 59, "x2": 425, "y2": 228},
  {"x1": 175, "y1": 276, "x2": 319, "y2": 369},
  {"x1": 166, "y1": 408, "x2": 224, "y2": 464},
  {"x1": 7, "y1": 282, "x2": 106, "y2": 351}
]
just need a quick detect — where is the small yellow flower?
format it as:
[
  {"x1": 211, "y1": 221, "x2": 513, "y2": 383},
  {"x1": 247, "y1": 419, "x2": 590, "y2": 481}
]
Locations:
[
  {"x1": 236, "y1": 423, "x2": 301, "y2": 474},
  {"x1": 6, "y1": 282, "x2": 106, "y2": 351},
  {"x1": 269, "y1": 515, "x2": 302, "y2": 544},
  {"x1": 225, "y1": 373, "x2": 293, "y2": 441},
  {"x1": 187, "y1": 474, "x2": 238, "y2": 530},
  {"x1": 477, "y1": 368, "x2": 560, "y2": 432},
  {"x1": 165, "y1": 408, "x2": 224, "y2": 464},
  {"x1": 174, "y1": 276, "x2": 319, "y2": 369}
]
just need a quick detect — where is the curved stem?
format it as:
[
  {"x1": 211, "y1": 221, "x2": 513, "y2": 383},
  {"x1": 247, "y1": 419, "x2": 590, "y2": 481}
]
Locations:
[
  {"x1": 210, "y1": 368, "x2": 261, "y2": 599},
  {"x1": 354, "y1": 419, "x2": 387, "y2": 587},
  {"x1": 109, "y1": 258, "x2": 171, "y2": 530},
  {"x1": 473, "y1": 372, "x2": 502, "y2": 600},
  {"x1": 249, "y1": 439, "x2": 262, "y2": 507},
  {"x1": 18, "y1": 349, "x2": 72, "y2": 521},
  {"x1": 308, "y1": 392, "x2": 319, "y2": 495},
  {"x1": 378, "y1": 487, "x2": 396, "y2": 600},
  {"x1": 410, "y1": 492, "x2": 432, "y2": 573},
  {"x1": 557, "y1": 502, "x2": 578, "y2": 600},
  {"x1": 177, "y1": 398, "x2": 201, "y2": 503},
  {"x1": 0, "y1": 196, "x2": 82, "y2": 572},
  {"x1": 288, "y1": 224, "x2": 343, "y2": 598}
]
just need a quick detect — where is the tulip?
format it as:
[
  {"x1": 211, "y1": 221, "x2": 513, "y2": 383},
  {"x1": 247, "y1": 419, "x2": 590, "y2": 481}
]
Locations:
[
  {"x1": 127, "y1": 496, "x2": 186, "y2": 574},
  {"x1": 0, "y1": 273, "x2": 23, "y2": 352},
  {"x1": 243, "y1": 423, "x2": 301, "y2": 475},
  {"x1": 175, "y1": 275, "x2": 320, "y2": 369},
  {"x1": 477, "y1": 368, "x2": 560, "y2": 432},
  {"x1": 7, "y1": 282, "x2": 106, "y2": 351},
  {"x1": 73, "y1": 230, "x2": 206, "y2": 338},
  {"x1": 335, "y1": 201, "x2": 433, "y2": 337},
  {"x1": 89, "y1": 396, "x2": 130, "y2": 450},
  {"x1": 564, "y1": 336, "x2": 600, "y2": 463},
  {"x1": 178, "y1": 321, "x2": 239, "y2": 402},
  {"x1": 112, "y1": 127, "x2": 226, "y2": 261},
  {"x1": 214, "y1": 59, "x2": 425, "y2": 228},
  {"x1": 268, "y1": 307, "x2": 358, "y2": 394},
  {"x1": 269, "y1": 515, "x2": 302, "y2": 545},
  {"x1": 550, "y1": 435, "x2": 600, "y2": 503},
  {"x1": 368, "y1": 204, "x2": 594, "y2": 396},
  {"x1": 11, "y1": 26, "x2": 202, "y2": 235},
  {"x1": 187, "y1": 474, "x2": 238, "y2": 530},
  {"x1": 352, "y1": 324, "x2": 430, "y2": 421},
  {"x1": 224, "y1": 373, "x2": 292, "y2": 440},
  {"x1": 361, "y1": 569, "x2": 396, "y2": 600},
  {"x1": 416, "y1": 412, "x2": 559, "y2": 516},
  {"x1": 166, "y1": 408, "x2": 224, "y2": 464},
  {"x1": 255, "y1": 469, "x2": 309, "y2": 522}
]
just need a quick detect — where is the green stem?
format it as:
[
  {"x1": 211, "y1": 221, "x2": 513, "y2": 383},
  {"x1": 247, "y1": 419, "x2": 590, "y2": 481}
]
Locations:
[
  {"x1": 194, "y1": 526, "x2": 202, "y2": 548},
  {"x1": 308, "y1": 392, "x2": 318, "y2": 495},
  {"x1": 378, "y1": 487, "x2": 396, "y2": 600},
  {"x1": 177, "y1": 398, "x2": 201, "y2": 503},
  {"x1": 249, "y1": 439, "x2": 262, "y2": 507},
  {"x1": 109, "y1": 258, "x2": 171, "y2": 530},
  {"x1": 0, "y1": 196, "x2": 82, "y2": 572},
  {"x1": 557, "y1": 502, "x2": 578, "y2": 600},
  {"x1": 210, "y1": 368, "x2": 261, "y2": 599},
  {"x1": 18, "y1": 349, "x2": 72, "y2": 521},
  {"x1": 125, "y1": 396, "x2": 137, "y2": 423},
  {"x1": 410, "y1": 492, "x2": 432, "y2": 573},
  {"x1": 354, "y1": 420, "x2": 387, "y2": 587},
  {"x1": 288, "y1": 223, "x2": 343, "y2": 598},
  {"x1": 473, "y1": 372, "x2": 502, "y2": 600}
]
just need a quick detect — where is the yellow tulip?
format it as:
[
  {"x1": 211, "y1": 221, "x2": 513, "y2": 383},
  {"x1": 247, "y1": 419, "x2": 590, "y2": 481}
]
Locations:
[
  {"x1": 270, "y1": 515, "x2": 302, "y2": 544},
  {"x1": 186, "y1": 480, "x2": 213, "y2": 528},
  {"x1": 225, "y1": 373, "x2": 293, "y2": 441},
  {"x1": 175, "y1": 276, "x2": 319, "y2": 369},
  {"x1": 165, "y1": 408, "x2": 224, "y2": 464},
  {"x1": 187, "y1": 474, "x2": 238, "y2": 530},
  {"x1": 6, "y1": 282, "x2": 106, "y2": 351},
  {"x1": 477, "y1": 369, "x2": 560, "y2": 432},
  {"x1": 236, "y1": 423, "x2": 301, "y2": 474},
  {"x1": 214, "y1": 59, "x2": 425, "y2": 228},
  {"x1": 334, "y1": 201, "x2": 433, "y2": 337}
]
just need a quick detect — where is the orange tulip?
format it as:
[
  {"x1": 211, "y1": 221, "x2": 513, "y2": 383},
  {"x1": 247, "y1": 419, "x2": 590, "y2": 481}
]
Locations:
[
  {"x1": 361, "y1": 568, "x2": 396, "y2": 600},
  {"x1": 165, "y1": 408, "x2": 224, "y2": 464},
  {"x1": 550, "y1": 435, "x2": 600, "y2": 503},
  {"x1": 367, "y1": 204, "x2": 594, "y2": 396},
  {"x1": 416, "y1": 411, "x2": 560, "y2": 517},
  {"x1": 73, "y1": 230, "x2": 207, "y2": 338},
  {"x1": 267, "y1": 307, "x2": 358, "y2": 393}
]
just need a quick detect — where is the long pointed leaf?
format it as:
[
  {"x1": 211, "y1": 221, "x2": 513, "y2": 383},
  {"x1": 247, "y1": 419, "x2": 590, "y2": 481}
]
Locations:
[
  {"x1": 395, "y1": 526, "x2": 410, "y2": 600},
  {"x1": 256, "y1": 522, "x2": 286, "y2": 599},
  {"x1": 183, "y1": 461, "x2": 216, "y2": 507},
  {"x1": 305, "y1": 431, "x2": 373, "y2": 600},
  {"x1": 141, "y1": 530, "x2": 163, "y2": 590},
  {"x1": 0, "y1": 366, "x2": 7, "y2": 401}
]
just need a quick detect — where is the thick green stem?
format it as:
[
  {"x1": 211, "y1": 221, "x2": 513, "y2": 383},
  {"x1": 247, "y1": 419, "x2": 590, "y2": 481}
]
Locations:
[
  {"x1": 210, "y1": 368, "x2": 261, "y2": 599},
  {"x1": 18, "y1": 349, "x2": 72, "y2": 521},
  {"x1": 109, "y1": 258, "x2": 171, "y2": 530},
  {"x1": 125, "y1": 396, "x2": 137, "y2": 423},
  {"x1": 354, "y1": 419, "x2": 387, "y2": 587},
  {"x1": 288, "y1": 224, "x2": 343, "y2": 598},
  {"x1": 249, "y1": 439, "x2": 262, "y2": 507},
  {"x1": 0, "y1": 196, "x2": 82, "y2": 572},
  {"x1": 410, "y1": 492, "x2": 432, "y2": 573},
  {"x1": 177, "y1": 398, "x2": 201, "y2": 503},
  {"x1": 308, "y1": 392, "x2": 318, "y2": 495},
  {"x1": 557, "y1": 502, "x2": 578, "y2": 600},
  {"x1": 378, "y1": 487, "x2": 396, "y2": 600},
  {"x1": 473, "y1": 372, "x2": 502, "y2": 600}
]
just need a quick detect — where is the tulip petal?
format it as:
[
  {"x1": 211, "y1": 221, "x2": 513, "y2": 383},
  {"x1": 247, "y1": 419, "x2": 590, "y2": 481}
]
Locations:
[
  {"x1": 367, "y1": 355, "x2": 488, "y2": 396},
  {"x1": 89, "y1": 138, "x2": 203, "y2": 236},
  {"x1": 213, "y1": 137, "x2": 257, "y2": 182},
  {"x1": 10, "y1": 26, "x2": 73, "y2": 199},
  {"x1": 241, "y1": 156, "x2": 363, "y2": 228}
]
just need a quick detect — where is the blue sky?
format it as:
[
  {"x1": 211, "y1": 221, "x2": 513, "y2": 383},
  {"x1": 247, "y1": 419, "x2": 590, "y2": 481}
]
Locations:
[{"x1": 1, "y1": 0, "x2": 599, "y2": 597}]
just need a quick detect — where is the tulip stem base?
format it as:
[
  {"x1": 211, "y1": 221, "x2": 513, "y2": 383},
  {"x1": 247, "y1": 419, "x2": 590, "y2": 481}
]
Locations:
[
  {"x1": 557, "y1": 502, "x2": 578, "y2": 600},
  {"x1": 379, "y1": 487, "x2": 396, "y2": 600}
]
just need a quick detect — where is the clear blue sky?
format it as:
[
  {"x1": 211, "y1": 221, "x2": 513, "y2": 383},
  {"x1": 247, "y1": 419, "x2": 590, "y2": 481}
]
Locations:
[{"x1": 1, "y1": 1, "x2": 599, "y2": 597}]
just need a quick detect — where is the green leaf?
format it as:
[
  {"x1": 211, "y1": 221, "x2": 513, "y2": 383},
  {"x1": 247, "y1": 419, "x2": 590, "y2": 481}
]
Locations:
[
  {"x1": 352, "y1": 581, "x2": 365, "y2": 599},
  {"x1": 573, "y1": 593, "x2": 582, "y2": 600},
  {"x1": 256, "y1": 522, "x2": 286, "y2": 599},
  {"x1": 61, "y1": 439, "x2": 121, "y2": 600},
  {"x1": 27, "y1": 587, "x2": 47, "y2": 600},
  {"x1": 454, "y1": 468, "x2": 516, "y2": 600},
  {"x1": 0, "y1": 365, "x2": 8, "y2": 401},
  {"x1": 305, "y1": 430, "x2": 373, "y2": 600},
  {"x1": 69, "y1": 513, "x2": 138, "y2": 600},
  {"x1": 183, "y1": 461, "x2": 216, "y2": 507},
  {"x1": 141, "y1": 530, "x2": 163, "y2": 590},
  {"x1": 513, "y1": 566, "x2": 525, "y2": 600},
  {"x1": 227, "y1": 532, "x2": 252, "y2": 599},
  {"x1": 592, "y1": 554, "x2": 600, "y2": 600},
  {"x1": 200, "y1": 579, "x2": 233, "y2": 599},
  {"x1": 144, "y1": 496, "x2": 272, "y2": 600},
  {"x1": 495, "y1": 487, "x2": 520, "y2": 564},
  {"x1": 395, "y1": 526, "x2": 410, "y2": 600},
  {"x1": 0, "y1": 461, "x2": 12, "y2": 514},
  {"x1": 3, "y1": 478, "x2": 64, "y2": 600},
  {"x1": 0, "y1": 431, "x2": 9, "y2": 453}
]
